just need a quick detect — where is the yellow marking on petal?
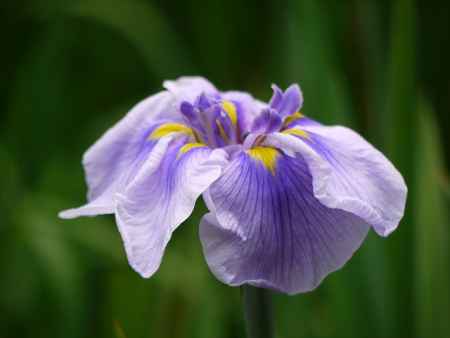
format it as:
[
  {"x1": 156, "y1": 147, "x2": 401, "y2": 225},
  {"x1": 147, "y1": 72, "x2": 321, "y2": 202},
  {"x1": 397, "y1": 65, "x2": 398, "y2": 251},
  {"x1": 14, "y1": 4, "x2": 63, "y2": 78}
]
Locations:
[
  {"x1": 222, "y1": 100, "x2": 238, "y2": 125},
  {"x1": 178, "y1": 142, "x2": 206, "y2": 156},
  {"x1": 282, "y1": 128, "x2": 309, "y2": 138},
  {"x1": 247, "y1": 146, "x2": 278, "y2": 175},
  {"x1": 149, "y1": 123, "x2": 193, "y2": 140},
  {"x1": 284, "y1": 111, "x2": 304, "y2": 125}
]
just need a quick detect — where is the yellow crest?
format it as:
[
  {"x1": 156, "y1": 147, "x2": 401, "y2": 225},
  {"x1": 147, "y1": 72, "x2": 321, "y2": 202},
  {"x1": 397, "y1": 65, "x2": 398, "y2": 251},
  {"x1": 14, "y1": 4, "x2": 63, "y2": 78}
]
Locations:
[
  {"x1": 149, "y1": 123, "x2": 194, "y2": 140},
  {"x1": 222, "y1": 100, "x2": 238, "y2": 125},
  {"x1": 247, "y1": 146, "x2": 278, "y2": 175}
]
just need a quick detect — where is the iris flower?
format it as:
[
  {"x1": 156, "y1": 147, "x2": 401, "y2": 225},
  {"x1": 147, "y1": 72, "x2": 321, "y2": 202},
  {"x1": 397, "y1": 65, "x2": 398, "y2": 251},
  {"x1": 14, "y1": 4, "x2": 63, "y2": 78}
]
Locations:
[{"x1": 60, "y1": 77, "x2": 406, "y2": 294}]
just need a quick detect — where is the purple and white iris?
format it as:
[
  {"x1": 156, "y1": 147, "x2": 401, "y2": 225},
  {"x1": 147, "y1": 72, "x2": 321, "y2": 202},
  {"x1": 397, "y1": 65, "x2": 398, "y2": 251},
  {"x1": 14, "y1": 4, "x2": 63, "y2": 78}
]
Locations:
[{"x1": 60, "y1": 77, "x2": 407, "y2": 294}]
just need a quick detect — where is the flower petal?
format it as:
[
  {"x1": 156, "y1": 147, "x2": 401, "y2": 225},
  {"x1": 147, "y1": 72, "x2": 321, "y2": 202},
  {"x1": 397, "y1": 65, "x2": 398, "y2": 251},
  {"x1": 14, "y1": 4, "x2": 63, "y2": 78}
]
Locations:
[
  {"x1": 266, "y1": 125, "x2": 407, "y2": 236},
  {"x1": 222, "y1": 91, "x2": 267, "y2": 135},
  {"x1": 251, "y1": 108, "x2": 282, "y2": 134},
  {"x1": 200, "y1": 150, "x2": 369, "y2": 294},
  {"x1": 115, "y1": 140, "x2": 228, "y2": 278},
  {"x1": 163, "y1": 76, "x2": 218, "y2": 102},
  {"x1": 277, "y1": 84, "x2": 303, "y2": 117},
  {"x1": 269, "y1": 84, "x2": 284, "y2": 110},
  {"x1": 58, "y1": 192, "x2": 115, "y2": 218},
  {"x1": 305, "y1": 125, "x2": 407, "y2": 236},
  {"x1": 59, "y1": 91, "x2": 177, "y2": 218}
]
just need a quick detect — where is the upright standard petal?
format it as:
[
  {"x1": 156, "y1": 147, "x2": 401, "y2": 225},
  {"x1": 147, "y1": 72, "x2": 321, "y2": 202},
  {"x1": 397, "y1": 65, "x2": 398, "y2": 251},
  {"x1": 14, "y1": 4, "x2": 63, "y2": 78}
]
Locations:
[
  {"x1": 251, "y1": 109, "x2": 282, "y2": 134},
  {"x1": 200, "y1": 149, "x2": 369, "y2": 294},
  {"x1": 277, "y1": 84, "x2": 303, "y2": 117},
  {"x1": 266, "y1": 126, "x2": 407, "y2": 236},
  {"x1": 59, "y1": 91, "x2": 177, "y2": 218},
  {"x1": 115, "y1": 139, "x2": 228, "y2": 278},
  {"x1": 269, "y1": 84, "x2": 303, "y2": 118},
  {"x1": 269, "y1": 84, "x2": 283, "y2": 109}
]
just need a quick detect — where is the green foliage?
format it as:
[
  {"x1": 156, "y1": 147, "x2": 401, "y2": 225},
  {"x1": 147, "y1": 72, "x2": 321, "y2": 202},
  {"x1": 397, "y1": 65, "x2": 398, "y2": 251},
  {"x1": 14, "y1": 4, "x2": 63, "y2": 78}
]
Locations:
[
  {"x1": 414, "y1": 100, "x2": 449, "y2": 338},
  {"x1": 1, "y1": 0, "x2": 448, "y2": 337}
]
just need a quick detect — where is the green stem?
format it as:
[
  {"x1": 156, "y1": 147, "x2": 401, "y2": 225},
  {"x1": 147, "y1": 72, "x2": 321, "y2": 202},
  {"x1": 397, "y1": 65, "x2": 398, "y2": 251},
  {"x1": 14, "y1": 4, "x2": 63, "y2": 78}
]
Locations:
[{"x1": 241, "y1": 285, "x2": 274, "y2": 338}]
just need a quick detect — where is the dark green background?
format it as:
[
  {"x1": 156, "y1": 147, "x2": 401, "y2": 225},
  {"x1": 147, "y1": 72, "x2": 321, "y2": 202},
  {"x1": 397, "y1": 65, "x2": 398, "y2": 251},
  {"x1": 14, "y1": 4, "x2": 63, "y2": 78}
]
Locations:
[{"x1": 1, "y1": 1, "x2": 449, "y2": 337}]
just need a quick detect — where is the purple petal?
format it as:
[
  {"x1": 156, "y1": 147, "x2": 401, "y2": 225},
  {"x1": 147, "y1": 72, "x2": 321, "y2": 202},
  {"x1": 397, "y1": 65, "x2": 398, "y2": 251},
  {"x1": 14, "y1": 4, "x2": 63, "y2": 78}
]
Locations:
[
  {"x1": 222, "y1": 91, "x2": 267, "y2": 135},
  {"x1": 217, "y1": 110, "x2": 236, "y2": 143},
  {"x1": 266, "y1": 126, "x2": 407, "y2": 236},
  {"x1": 277, "y1": 84, "x2": 303, "y2": 117},
  {"x1": 251, "y1": 108, "x2": 282, "y2": 134},
  {"x1": 196, "y1": 92, "x2": 213, "y2": 111},
  {"x1": 202, "y1": 105, "x2": 227, "y2": 148},
  {"x1": 180, "y1": 101, "x2": 195, "y2": 119},
  {"x1": 284, "y1": 115, "x2": 322, "y2": 129},
  {"x1": 58, "y1": 192, "x2": 115, "y2": 218},
  {"x1": 269, "y1": 84, "x2": 283, "y2": 110},
  {"x1": 180, "y1": 101, "x2": 209, "y2": 141},
  {"x1": 200, "y1": 151, "x2": 369, "y2": 294},
  {"x1": 59, "y1": 91, "x2": 178, "y2": 218},
  {"x1": 115, "y1": 141, "x2": 228, "y2": 278}
]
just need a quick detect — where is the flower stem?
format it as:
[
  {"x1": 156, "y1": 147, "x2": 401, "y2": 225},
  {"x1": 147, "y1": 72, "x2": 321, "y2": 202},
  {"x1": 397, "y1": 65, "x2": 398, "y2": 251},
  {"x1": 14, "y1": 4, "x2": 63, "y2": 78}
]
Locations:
[{"x1": 241, "y1": 285, "x2": 274, "y2": 338}]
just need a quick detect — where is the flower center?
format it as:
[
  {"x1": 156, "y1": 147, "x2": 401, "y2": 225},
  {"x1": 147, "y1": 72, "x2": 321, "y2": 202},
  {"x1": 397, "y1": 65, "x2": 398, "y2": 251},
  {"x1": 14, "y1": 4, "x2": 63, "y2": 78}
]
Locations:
[
  {"x1": 149, "y1": 90, "x2": 309, "y2": 159},
  {"x1": 180, "y1": 93, "x2": 241, "y2": 148}
]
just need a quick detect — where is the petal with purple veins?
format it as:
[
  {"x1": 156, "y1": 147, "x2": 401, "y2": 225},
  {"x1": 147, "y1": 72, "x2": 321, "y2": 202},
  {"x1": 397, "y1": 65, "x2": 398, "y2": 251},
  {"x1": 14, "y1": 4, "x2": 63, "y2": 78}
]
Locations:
[
  {"x1": 200, "y1": 150, "x2": 369, "y2": 294},
  {"x1": 115, "y1": 140, "x2": 228, "y2": 278},
  {"x1": 265, "y1": 126, "x2": 407, "y2": 237},
  {"x1": 302, "y1": 125, "x2": 407, "y2": 236},
  {"x1": 59, "y1": 91, "x2": 178, "y2": 218}
]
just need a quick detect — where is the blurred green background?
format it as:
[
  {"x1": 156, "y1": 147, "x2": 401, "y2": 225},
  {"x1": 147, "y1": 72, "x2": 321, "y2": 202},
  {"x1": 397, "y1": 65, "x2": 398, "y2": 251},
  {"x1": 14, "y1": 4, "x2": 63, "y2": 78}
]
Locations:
[{"x1": 1, "y1": 0, "x2": 449, "y2": 337}]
